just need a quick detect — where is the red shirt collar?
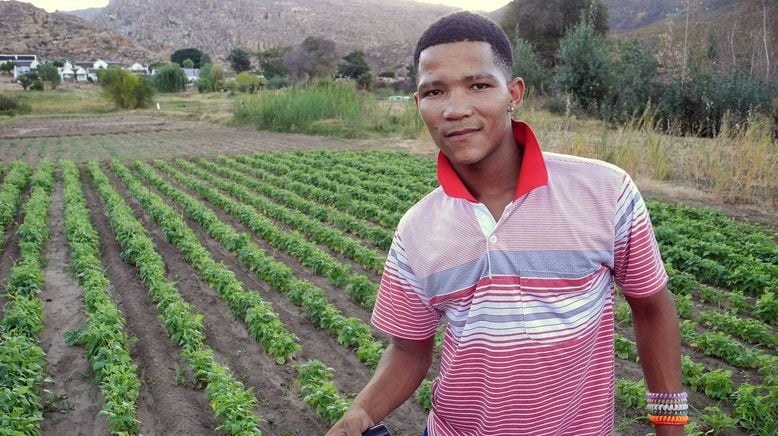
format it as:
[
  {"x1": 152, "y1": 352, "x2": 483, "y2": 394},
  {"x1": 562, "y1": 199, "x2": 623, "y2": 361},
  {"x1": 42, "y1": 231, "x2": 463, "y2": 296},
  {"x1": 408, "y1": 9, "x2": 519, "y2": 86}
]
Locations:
[{"x1": 437, "y1": 120, "x2": 548, "y2": 202}]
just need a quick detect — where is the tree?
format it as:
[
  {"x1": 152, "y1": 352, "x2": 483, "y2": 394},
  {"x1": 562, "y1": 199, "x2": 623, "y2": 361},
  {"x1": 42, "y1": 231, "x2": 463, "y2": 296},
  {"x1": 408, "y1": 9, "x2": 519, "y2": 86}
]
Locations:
[
  {"x1": 227, "y1": 48, "x2": 252, "y2": 73},
  {"x1": 501, "y1": 0, "x2": 608, "y2": 67},
  {"x1": 37, "y1": 63, "x2": 61, "y2": 90},
  {"x1": 256, "y1": 46, "x2": 291, "y2": 78},
  {"x1": 182, "y1": 58, "x2": 194, "y2": 69},
  {"x1": 0, "y1": 61, "x2": 16, "y2": 75},
  {"x1": 337, "y1": 50, "x2": 371, "y2": 80},
  {"x1": 512, "y1": 37, "x2": 547, "y2": 94},
  {"x1": 554, "y1": 11, "x2": 613, "y2": 113},
  {"x1": 601, "y1": 39, "x2": 659, "y2": 122},
  {"x1": 171, "y1": 48, "x2": 207, "y2": 68},
  {"x1": 154, "y1": 64, "x2": 188, "y2": 92},
  {"x1": 235, "y1": 71, "x2": 267, "y2": 93},
  {"x1": 283, "y1": 36, "x2": 337, "y2": 81},
  {"x1": 18, "y1": 72, "x2": 40, "y2": 91},
  {"x1": 98, "y1": 69, "x2": 155, "y2": 109}
]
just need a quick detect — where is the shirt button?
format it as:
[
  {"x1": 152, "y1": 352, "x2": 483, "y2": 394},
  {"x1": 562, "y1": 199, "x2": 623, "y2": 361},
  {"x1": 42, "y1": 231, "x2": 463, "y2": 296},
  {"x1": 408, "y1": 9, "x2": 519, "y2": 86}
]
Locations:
[{"x1": 489, "y1": 235, "x2": 498, "y2": 244}]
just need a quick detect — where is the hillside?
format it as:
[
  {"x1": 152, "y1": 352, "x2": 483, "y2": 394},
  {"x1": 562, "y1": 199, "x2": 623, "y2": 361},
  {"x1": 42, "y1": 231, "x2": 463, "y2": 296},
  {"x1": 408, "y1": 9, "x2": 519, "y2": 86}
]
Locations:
[
  {"x1": 67, "y1": 0, "x2": 458, "y2": 73},
  {"x1": 0, "y1": 0, "x2": 156, "y2": 64}
]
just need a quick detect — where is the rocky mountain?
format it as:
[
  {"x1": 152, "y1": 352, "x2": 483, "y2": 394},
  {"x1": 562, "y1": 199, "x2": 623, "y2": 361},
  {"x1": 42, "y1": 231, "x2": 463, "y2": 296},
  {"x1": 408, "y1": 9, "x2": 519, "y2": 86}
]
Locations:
[
  {"x1": 1, "y1": 0, "x2": 157, "y2": 64},
  {"x1": 67, "y1": 0, "x2": 459, "y2": 73}
]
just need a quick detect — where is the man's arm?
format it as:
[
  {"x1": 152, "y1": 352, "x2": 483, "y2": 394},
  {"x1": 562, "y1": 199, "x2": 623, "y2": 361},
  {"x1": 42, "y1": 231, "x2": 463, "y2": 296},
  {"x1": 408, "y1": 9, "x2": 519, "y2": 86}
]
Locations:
[
  {"x1": 326, "y1": 335, "x2": 434, "y2": 436},
  {"x1": 625, "y1": 286, "x2": 684, "y2": 436}
]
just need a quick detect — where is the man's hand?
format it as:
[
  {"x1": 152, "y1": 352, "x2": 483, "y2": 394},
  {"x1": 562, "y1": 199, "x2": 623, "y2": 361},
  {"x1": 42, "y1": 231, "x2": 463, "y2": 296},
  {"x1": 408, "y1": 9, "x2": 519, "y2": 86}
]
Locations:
[
  {"x1": 324, "y1": 335, "x2": 433, "y2": 436},
  {"x1": 326, "y1": 406, "x2": 373, "y2": 436}
]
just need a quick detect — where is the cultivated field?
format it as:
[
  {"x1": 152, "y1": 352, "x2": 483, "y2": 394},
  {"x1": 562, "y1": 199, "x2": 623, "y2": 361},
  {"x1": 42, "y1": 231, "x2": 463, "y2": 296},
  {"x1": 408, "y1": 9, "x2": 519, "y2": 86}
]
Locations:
[{"x1": 0, "y1": 109, "x2": 776, "y2": 435}]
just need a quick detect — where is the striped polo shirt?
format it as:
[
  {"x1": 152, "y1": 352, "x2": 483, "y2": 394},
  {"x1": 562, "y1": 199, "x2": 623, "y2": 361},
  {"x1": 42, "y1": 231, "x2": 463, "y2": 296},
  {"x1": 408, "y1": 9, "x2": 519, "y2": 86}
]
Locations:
[{"x1": 372, "y1": 120, "x2": 668, "y2": 435}]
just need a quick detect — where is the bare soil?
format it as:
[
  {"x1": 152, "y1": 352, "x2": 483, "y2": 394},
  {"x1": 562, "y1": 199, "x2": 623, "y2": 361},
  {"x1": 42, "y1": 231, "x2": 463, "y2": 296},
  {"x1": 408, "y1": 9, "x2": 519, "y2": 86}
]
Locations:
[
  {"x1": 1, "y1": 113, "x2": 774, "y2": 435},
  {"x1": 80, "y1": 166, "x2": 216, "y2": 435},
  {"x1": 40, "y1": 172, "x2": 108, "y2": 435}
]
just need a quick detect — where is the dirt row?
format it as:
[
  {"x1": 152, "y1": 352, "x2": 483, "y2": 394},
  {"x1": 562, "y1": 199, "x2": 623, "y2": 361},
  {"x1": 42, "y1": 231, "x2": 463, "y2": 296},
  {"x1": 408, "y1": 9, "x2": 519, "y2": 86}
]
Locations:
[
  {"x1": 20, "y1": 159, "x2": 430, "y2": 435},
  {"x1": 0, "y1": 157, "x2": 767, "y2": 435}
]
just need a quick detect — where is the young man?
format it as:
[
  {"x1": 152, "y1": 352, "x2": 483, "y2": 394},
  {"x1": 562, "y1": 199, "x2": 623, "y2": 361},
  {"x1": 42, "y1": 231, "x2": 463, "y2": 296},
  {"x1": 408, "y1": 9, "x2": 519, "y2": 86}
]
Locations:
[{"x1": 328, "y1": 11, "x2": 684, "y2": 436}]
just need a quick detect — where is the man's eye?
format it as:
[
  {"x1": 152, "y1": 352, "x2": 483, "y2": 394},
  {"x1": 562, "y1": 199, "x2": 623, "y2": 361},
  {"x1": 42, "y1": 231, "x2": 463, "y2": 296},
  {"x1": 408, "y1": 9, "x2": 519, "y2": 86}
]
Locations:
[
  {"x1": 424, "y1": 89, "x2": 442, "y2": 97},
  {"x1": 472, "y1": 83, "x2": 490, "y2": 90}
]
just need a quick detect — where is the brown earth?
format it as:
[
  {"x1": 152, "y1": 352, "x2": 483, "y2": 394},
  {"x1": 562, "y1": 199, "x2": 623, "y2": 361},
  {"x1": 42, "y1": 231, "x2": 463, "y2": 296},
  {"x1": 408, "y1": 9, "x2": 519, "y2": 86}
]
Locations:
[
  {"x1": 39, "y1": 172, "x2": 108, "y2": 435},
  {"x1": 1, "y1": 113, "x2": 775, "y2": 435}
]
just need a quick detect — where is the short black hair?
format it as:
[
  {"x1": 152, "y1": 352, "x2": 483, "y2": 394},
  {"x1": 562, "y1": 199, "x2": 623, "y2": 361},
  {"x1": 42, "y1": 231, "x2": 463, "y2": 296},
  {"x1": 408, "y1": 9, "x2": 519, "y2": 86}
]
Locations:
[{"x1": 413, "y1": 11, "x2": 513, "y2": 79}]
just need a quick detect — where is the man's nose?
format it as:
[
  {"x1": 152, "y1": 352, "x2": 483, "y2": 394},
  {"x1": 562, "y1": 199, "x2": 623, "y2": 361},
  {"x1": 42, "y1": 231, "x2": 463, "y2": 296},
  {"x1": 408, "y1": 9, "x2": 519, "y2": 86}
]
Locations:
[{"x1": 442, "y1": 90, "x2": 472, "y2": 120}]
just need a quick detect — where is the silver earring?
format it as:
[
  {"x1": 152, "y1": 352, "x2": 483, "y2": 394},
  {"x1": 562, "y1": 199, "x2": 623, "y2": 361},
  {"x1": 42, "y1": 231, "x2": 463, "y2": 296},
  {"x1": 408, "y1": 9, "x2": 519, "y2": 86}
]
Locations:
[{"x1": 507, "y1": 105, "x2": 515, "y2": 113}]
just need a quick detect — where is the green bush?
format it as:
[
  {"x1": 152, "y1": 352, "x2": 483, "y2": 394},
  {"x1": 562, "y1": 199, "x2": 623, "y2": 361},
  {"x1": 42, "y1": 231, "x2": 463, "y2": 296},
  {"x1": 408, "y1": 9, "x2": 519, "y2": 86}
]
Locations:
[
  {"x1": 0, "y1": 93, "x2": 32, "y2": 116},
  {"x1": 234, "y1": 78, "x2": 418, "y2": 138},
  {"x1": 98, "y1": 69, "x2": 155, "y2": 109},
  {"x1": 512, "y1": 37, "x2": 547, "y2": 94},
  {"x1": 235, "y1": 72, "x2": 267, "y2": 93},
  {"x1": 154, "y1": 64, "x2": 187, "y2": 93},
  {"x1": 267, "y1": 76, "x2": 290, "y2": 90},
  {"x1": 600, "y1": 39, "x2": 658, "y2": 123},
  {"x1": 554, "y1": 14, "x2": 612, "y2": 113},
  {"x1": 658, "y1": 71, "x2": 776, "y2": 137}
]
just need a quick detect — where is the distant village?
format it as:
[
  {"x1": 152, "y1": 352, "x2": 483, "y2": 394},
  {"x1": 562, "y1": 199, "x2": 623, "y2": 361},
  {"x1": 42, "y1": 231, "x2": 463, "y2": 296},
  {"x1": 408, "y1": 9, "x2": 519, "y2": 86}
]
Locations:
[{"x1": 0, "y1": 54, "x2": 200, "y2": 84}]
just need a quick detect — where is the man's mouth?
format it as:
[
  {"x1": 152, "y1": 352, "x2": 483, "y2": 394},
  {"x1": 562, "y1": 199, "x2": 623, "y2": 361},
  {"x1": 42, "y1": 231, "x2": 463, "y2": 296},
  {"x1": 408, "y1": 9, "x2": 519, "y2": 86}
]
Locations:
[{"x1": 445, "y1": 128, "x2": 479, "y2": 138}]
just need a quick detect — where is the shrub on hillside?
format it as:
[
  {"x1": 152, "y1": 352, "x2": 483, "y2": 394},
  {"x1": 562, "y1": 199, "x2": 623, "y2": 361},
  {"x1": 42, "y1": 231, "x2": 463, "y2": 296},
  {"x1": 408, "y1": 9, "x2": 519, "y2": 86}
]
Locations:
[
  {"x1": 0, "y1": 93, "x2": 32, "y2": 116},
  {"x1": 554, "y1": 14, "x2": 612, "y2": 114},
  {"x1": 600, "y1": 39, "x2": 659, "y2": 123},
  {"x1": 98, "y1": 69, "x2": 155, "y2": 109},
  {"x1": 658, "y1": 71, "x2": 776, "y2": 137},
  {"x1": 512, "y1": 37, "x2": 547, "y2": 95}
]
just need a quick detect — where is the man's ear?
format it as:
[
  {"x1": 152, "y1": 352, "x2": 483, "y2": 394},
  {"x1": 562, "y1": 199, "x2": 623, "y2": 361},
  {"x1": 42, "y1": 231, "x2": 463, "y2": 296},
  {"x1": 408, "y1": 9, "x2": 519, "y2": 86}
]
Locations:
[
  {"x1": 414, "y1": 91, "x2": 420, "y2": 109},
  {"x1": 508, "y1": 77, "x2": 525, "y2": 108}
]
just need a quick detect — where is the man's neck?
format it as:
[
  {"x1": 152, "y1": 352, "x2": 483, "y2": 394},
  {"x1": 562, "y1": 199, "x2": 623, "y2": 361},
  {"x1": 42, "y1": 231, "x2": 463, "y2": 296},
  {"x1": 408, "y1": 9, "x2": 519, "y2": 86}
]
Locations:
[{"x1": 454, "y1": 139, "x2": 523, "y2": 220}]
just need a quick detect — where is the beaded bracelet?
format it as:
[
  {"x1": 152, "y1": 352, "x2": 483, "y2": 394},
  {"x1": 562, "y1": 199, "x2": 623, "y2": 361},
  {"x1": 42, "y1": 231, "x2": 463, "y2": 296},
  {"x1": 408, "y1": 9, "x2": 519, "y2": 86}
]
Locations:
[
  {"x1": 647, "y1": 391, "x2": 688, "y2": 426},
  {"x1": 649, "y1": 415, "x2": 689, "y2": 426},
  {"x1": 647, "y1": 392, "x2": 688, "y2": 401}
]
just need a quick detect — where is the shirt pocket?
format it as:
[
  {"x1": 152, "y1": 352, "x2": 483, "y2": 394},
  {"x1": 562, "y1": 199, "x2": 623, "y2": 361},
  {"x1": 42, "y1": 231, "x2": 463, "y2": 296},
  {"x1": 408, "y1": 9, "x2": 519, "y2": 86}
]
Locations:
[{"x1": 519, "y1": 265, "x2": 610, "y2": 345}]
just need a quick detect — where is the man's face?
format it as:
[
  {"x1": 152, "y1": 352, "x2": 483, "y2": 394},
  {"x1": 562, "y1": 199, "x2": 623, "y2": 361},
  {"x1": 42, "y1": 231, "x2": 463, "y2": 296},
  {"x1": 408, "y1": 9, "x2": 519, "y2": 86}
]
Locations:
[{"x1": 415, "y1": 41, "x2": 524, "y2": 168}]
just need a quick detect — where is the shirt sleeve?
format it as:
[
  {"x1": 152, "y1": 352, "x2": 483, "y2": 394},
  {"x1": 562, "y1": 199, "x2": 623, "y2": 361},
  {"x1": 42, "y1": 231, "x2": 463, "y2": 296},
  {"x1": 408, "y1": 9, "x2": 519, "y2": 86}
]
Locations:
[
  {"x1": 613, "y1": 174, "x2": 668, "y2": 298},
  {"x1": 371, "y1": 232, "x2": 441, "y2": 340}
]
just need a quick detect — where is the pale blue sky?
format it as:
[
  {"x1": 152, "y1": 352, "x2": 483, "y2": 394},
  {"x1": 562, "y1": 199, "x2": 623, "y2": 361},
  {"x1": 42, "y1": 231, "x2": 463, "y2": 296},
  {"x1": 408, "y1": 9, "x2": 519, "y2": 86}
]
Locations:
[{"x1": 20, "y1": 0, "x2": 512, "y2": 13}]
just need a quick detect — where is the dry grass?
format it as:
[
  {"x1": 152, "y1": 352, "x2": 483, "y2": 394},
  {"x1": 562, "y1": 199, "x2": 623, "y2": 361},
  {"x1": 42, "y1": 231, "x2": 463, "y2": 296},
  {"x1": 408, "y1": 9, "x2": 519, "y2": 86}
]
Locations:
[{"x1": 516, "y1": 99, "x2": 777, "y2": 209}]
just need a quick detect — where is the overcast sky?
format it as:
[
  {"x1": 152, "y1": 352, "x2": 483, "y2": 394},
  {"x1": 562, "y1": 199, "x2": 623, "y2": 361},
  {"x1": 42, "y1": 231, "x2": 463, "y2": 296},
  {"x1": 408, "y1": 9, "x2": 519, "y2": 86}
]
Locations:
[{"x1": 20, "y1": 0, "x2": 511, "y2": 13}]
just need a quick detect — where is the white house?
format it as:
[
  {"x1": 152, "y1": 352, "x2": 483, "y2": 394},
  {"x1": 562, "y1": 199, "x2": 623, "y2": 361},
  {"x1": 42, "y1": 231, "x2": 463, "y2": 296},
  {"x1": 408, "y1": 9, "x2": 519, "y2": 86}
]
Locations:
[
  {"x1": 60, "y1": 66, "x2": 75, "y2": 81},
  {"x1": 75, "y1": 67, "x2": 88, "y2": 82},
  {"x1": 183, "y1": 68, "x2": 199, "y2": 83},
  {"x1": 128, "y1": 63, "x2": 149, "y2": 75},
  {"x1": 12, "y1": 59, "x2": 39, "y2": 81}
]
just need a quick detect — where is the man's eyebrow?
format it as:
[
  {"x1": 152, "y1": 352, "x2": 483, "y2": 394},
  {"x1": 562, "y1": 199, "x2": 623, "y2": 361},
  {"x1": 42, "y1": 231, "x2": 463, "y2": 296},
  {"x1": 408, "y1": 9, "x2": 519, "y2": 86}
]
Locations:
[
  {"x1": 418, "y1": 73, "x2": 498, "y2": 89},
  {"x1": 464, "y1": 73, "x2": 499, "y2": 82}
]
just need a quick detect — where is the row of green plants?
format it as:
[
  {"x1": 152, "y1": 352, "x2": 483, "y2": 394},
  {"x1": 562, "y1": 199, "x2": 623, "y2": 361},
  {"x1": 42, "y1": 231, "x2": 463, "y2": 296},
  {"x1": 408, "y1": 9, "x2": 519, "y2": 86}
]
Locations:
[
  {"x1": 679, "y1": 320, "x2": 776, "y2": 375},
  {"x1": 60, "y1": 161, "x2": 142, "y2": 433},
  {"x1": 125, "y1": 161, "x2": 363, "y2": 426},
  {"x1": 648, "y1": 200, "x2": 778, "y2": 266},
  {"x1": 172, "y1": 159, "x2": 379, "y2": 309},
  {"x1": 649, "y1": 272, "x2": 778, "y2": 352},
  {"x1": 113, "y1": 161, "x2": 300, "y2": 363},
  {"x1": 218, "y1": 156, "x2": 393, "y2": 250},
  {"x1": 265, "y1": 154, "x2": 417, "y2": 216},
  {"x1": 294, "y1": 360, "x2": 351, "y2": 425},
  {"x1": 0, "y1": 162, "x2": 32, "y2": 252},
  {"x1": 192, "y1": 157, "x2": 385, "y2": 276},
  {"x1": 87, "y1": 162, "x2": 263, "y2": 435},
  {"x1": 235, "y1": 155, "x2": 402, "y2": 229},
  {"x1": 614, "y1": 328, "x2": 775, "y2": 434},
  {"x1": 143, "y1": 160, "x2": 385, "y2": 370},
  {"x1": 274, "y1": 151, "x2": 436, "y2": 199},
  {"x1": 666, "y1": 263, "x2": 777, "y2": 326},
  {"x1": 0, "y1": 162, "x2": 54, "y2": 434}
]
